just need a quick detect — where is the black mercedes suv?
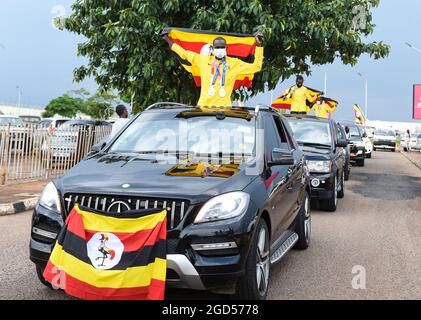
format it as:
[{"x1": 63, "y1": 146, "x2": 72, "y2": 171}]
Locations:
[
  {"x1": 30, "y1": 103, "x2": 311, "y2": 300},
  {"x1": 285, "y1": 115, "x2": 347, "y2": 212}
]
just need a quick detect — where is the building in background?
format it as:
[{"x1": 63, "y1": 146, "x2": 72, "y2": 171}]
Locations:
[{"x1": 0, "y1": 103, "x2": 44, "y2": 117}]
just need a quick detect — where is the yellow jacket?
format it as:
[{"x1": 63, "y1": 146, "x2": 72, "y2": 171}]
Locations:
[
  {"x1": 171, "y1": 43, "x2": 264, "y2": 107},
  {"x1": 282, "y1": 85, "x2": 317, "y2": 113},
  {"x1": 314, "y1": 102, "x2": 337, "y2": 119}
]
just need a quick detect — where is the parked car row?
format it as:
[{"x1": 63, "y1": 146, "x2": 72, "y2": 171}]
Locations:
[{"x1": 30, "y1": 103, "x2": 367, "y2": 300}]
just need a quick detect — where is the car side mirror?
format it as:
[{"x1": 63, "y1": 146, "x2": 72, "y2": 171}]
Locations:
[
  {"x1": 91, "y1": 141, "x2": 107, "y2": 153},
  {"x1": 336, "y1": 139, "x2": 348, "y2": 148},
  {"x1": 269, "y1": 148, "x2": 295, "y2": 166}
]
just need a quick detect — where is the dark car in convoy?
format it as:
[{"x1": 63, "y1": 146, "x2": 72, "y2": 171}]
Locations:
[
  {"x1": 338, "y1": 122, "x2": 366, "y2": 167},
  {"x1": 337, "y1": 124, "x2": 351, "y2": 181},
  {"x1": 30, "y1": 103, "x2": 311, "y2": 300},
  {"x1": 285, "y1": 115, "x2": 347, "y2": 212}
]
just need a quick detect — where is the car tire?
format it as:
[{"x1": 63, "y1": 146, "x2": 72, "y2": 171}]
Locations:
[
  {"x1": 294, "y1": 191, "x2": 311, "y2": 250},
  {"x1": 234, "y1": 219, "x2": 270, "y2": 300},
  {"x1": 366, "y1": 152, "x2": 372, "y2": 159},
  {"x1": 392, "y1": 148, "x2": 396, "y2": 152},
  {"x1": 337, "y1": 170, "x2": 345, "y2": 199},
  {"x1": 373, "y1": 147, "x2": 376, "y2": 151},
  {"x1": 320, "y1": 175, "x2": 337, "y2": 212},
  {"x1": 357, "y1": 159, "x2": 365, "y2": 167},
  {"x1": 344, "y1": 162, "x2": 350, "y2": 181},
  {"x1": 35, "y1": 264, "x2": 52, "y2": 289}
]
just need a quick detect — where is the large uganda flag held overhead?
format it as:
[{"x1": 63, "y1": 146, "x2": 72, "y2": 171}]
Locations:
[
  {"x1": 271, "y1": 87, "x2": 323, "y2": 110},
  {"x1": 353, "y1": 104, "x2": 366, "y2": 125},
  {"x1": 163, "y1": 27, "x2": 256, "y2": 90},
  {"x1": 43, "y1": 204, "x2": 167, "y2": 300}
]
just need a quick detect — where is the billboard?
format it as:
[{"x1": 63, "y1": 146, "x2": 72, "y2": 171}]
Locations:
[{"x1": 413, "y1": 84, "x2": 421, "y2": 120}]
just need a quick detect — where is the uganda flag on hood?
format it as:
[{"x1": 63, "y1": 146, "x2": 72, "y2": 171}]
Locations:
[
  {"x1": 271, "y1": 87, "x2": 323, "y2": 110},
  {"x1": 43, "y1": 204, "x2": 167, "y2": 300},
  {"x1": 163, "y1": 27, "x2": 256, "y2": 90}
]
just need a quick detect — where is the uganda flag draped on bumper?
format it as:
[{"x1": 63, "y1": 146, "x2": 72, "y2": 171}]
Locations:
[
  {"x1": 163, "y1": 27, "x2": 257, "y2": 90},
  {"x1": 43, "y1": 204, "x2": 167, "y2": 300}
]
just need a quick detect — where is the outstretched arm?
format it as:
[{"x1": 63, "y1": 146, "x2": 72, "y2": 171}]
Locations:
[
  {"x1": 235, "y1": 33, "x2": 264, "y2": 75},
  {"x1": 163, "y1": 34, "x2": 197, "y2": 65}
]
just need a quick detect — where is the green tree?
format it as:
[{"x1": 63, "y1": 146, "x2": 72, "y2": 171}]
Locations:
[
  {"x1": 84, "y1": 91, "x2": 118, "y2": 119},
  {"x1": 63, "y1": 0, "x2": 389, "y2": 113},
  {"x1": 42, "y1": 94, "x2": 85, "y2": 118}
]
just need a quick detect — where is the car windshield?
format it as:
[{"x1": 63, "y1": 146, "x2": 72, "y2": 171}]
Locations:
[
  {"x1": 348, "y1": 126, "x2": 361, "y2": 138},
  {"x1": 0, "y1": 117, "x2": 24, "y2": 126},
  {"x1": 287, "y1": 119, "x2": 332, "y2": 146},
  {"x1": 109, "y1": 112, "x2": 256, "y2": 158},
  {"x1": 375, "y1": 129, "x2": 395, "y2": 136}
]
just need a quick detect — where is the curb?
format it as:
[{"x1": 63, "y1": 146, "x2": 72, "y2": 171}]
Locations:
[
  {"x1": 0, "y1": 197, "x2": 39, "y2": 216},
  {"x1": 400, "y1": 151, "x2": 421, "y2": 170}
]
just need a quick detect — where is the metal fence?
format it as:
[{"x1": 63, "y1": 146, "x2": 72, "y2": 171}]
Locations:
[{"x1": 0, "y1": 124, "x2": 111, "y2": 185}]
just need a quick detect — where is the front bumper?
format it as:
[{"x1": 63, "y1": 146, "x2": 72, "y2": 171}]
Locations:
[
  {"x1": 30, "y1": 201, "x2": 258, "y2": 292},
  {"x1": 373, "y1": 141, "x2": 396, "y2": 149},
  {"x1": 308, "y1": 173, "x2": 334, "y2": 200}
]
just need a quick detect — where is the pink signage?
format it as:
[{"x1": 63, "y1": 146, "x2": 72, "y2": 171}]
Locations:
[{"x1": 414, "y1": 84, "x2": 421, "y2": 120}]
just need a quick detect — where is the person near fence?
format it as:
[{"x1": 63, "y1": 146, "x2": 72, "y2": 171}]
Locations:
[{"x1": 110, "y1": 105, "x2": 130, "y2": 139}]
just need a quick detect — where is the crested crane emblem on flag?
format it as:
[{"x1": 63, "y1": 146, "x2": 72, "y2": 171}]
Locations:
[{"x1": 87, "y1": 232, "x2": 124, "y2": 270}]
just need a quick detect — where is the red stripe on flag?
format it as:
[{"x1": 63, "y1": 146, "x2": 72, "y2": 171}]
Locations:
[
  {"x1": 44, "y1": 261, "x2": 165, "y2": 300},
  {"x1": 65, "y1": 208, "x2": 86, "y2": 240},
  {"x1": 272, "y1": 103, "x2": 291, "y2": 110}
]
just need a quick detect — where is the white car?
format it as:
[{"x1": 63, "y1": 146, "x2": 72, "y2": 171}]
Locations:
[
  {"x1": 409, "y1": 133, "x2": 421, "y2": 151},
  {"x1": 373, "y1": 129, "x2": 397, "y2": 152},
  {"x1": 357, "y1": 125, "x2": 374, "y2": 159}
]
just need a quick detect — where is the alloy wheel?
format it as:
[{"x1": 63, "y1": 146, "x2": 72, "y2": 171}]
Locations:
[{"x1": 256, "y1": 227, "x2": 270, "y2": 296}]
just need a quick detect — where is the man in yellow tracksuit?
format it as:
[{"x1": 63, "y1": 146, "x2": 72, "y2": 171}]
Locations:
[
  {"x1": 280, "y1": 75, "x2": 320, "y2": 114},
  {"x1": 163, "y1": 34, "x2": 264, "y2": 107},
  {"x1": 313, "y1": 100, "x2": 337, "y2": 119}
]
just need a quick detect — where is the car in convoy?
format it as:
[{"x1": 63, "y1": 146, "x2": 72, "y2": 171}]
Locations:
[
  {"x1": 407, "y1": 133, "x2": 421, "y2": 151},
  {"x1": 30, "y1": 103, "x2": 311, "y2": 300},
  {"x1": 373, "y1": 128, "x2": 397, "y2": 152},
  {"x1": 337, "y1": 123, "x2": 351, "y2": 181},
  {"x1": 339, "y1": 122, "x2": 366, "y2": 167},
  {"x1": 285, "y1": 115, "x2": 347, "y2": 212},
  {"x1": 356, "y1": 125, "x2": 374, "y2": 159}
]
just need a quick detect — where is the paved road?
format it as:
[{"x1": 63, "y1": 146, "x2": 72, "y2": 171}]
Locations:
[{"x1": 0, "y1": 151, "x2": 420, "y2": 300}]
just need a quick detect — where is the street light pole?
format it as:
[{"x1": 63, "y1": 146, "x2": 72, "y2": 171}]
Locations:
[
  {"x1": 357, "y1": 73, "x2": 368, "y2": 126},
  {"x1": 405, "y1": 42, "x2": 421, "y2": 55},
  {"x1": 16, "y1": 86, "x2": 22, "y2": 115}
]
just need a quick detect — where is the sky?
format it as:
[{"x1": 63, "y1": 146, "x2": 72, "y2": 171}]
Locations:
[{"x1": 1, "y1": 0, "x2": 421, "y2": 123}]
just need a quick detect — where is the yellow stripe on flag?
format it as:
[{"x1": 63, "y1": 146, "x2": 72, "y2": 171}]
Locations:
[{"x1": 50, "y1": 243, "x2": 167, "y2": 288}]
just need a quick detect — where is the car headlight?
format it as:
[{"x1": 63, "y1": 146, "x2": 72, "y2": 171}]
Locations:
[
  {"x1": 39, "y1": 182, "x2": 62, "y2": 213},
  {"x1": 194, "y1": 192, "x2": 250, "y2": 224},
  {"x1": 306, "y1": 160, "x2": 331, "y2": 173}
]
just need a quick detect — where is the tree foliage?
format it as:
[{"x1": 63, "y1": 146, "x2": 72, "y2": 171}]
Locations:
[
  {"x1": 63, "y1": 0, "x2": 389, "y2": 113},
  {"x1": 42, "y1": 94, "x2": 85, "y2": 118},
  {"x1": 43, "y1": 90, "x2": 117, "y2": 119}
]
